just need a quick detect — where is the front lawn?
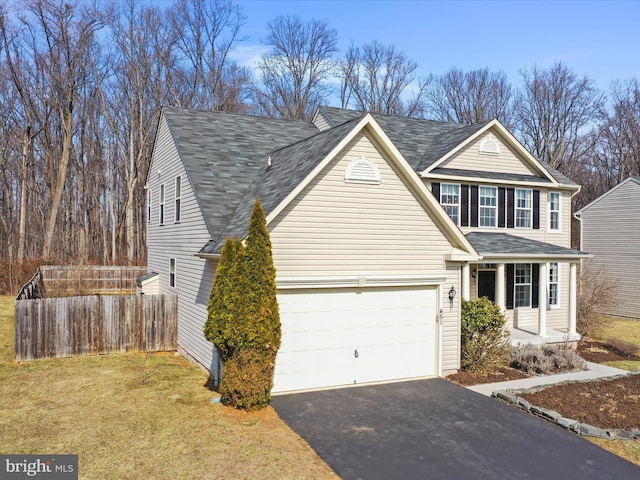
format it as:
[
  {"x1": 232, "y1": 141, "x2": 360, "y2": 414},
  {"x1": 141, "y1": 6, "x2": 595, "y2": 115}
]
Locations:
[
  {"x1": 598, "y1": 318, "x2": 640, "y2": 371},
  {"x1": 0, "y1": 296, "x2": 337, "y2": 479}
]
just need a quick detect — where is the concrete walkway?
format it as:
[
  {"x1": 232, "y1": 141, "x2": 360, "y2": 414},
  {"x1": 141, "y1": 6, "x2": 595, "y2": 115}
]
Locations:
[{"x1": 468, "y1": 362, "x2": 629, "y2": 396}]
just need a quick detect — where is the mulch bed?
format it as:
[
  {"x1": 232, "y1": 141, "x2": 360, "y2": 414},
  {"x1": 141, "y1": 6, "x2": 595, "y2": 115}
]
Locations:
[
  {"x1": 577, "y1": 340, "x2": 640, "y2": 363},
  {"x1": 447, "y1": 366, "x2": 530, "y2": 386},
  {"x1": 448, "y1": 340, "x2": 640, "y2": 431},
  {"x1": 519, "y1": 374, "x2": 640, "y2": 430}
]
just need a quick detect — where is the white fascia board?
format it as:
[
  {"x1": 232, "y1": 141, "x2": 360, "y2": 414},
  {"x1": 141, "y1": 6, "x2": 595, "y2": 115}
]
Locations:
[
  {"x1": 423, "y1": 173, "x2": 571, "y2": 190},
  {"x1": 478, "y1": 253, "x2": 592, "y2": 262},
  {"x1": 446, "y1": 248, "x2": 481, "y2": 262},
  {"x1": 194, "y1": 252, "x2": 221, "y2": 260},
  {"x1": 276, "y1": 275, "x2": 447, "y2": 290}
]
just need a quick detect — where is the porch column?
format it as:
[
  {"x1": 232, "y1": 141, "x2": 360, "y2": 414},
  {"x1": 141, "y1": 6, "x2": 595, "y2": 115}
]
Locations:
[
  {"x1": 461, "y1": 264, "x2": 470, "y2": 301},
  {"x1": 538, "y1": 262, "x2": 547, "y2": 337},
  {"x1": 496, "y1": 263, "x2": 505, "y2": 311},
  {"x1": 569, "y1": 262, "x2": 577, "y2": 335}
]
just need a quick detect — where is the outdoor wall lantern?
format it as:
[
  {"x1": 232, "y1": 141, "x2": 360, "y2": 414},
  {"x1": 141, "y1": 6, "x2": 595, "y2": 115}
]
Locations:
[
  {"x1": 471, "y1": 269, "x2": 477, "y2": 279},
  {"x1": 448, "y1": 286, "x2": 457, "y2": 310}
]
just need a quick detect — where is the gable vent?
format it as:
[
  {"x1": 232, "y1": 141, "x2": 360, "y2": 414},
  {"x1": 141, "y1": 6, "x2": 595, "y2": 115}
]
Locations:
[
  {"x1": 479, "y1": 136, "x2": 501, "y2": 155},
  {"x1": 345, "y1": 157, "x2": 381, "y2": 185}
]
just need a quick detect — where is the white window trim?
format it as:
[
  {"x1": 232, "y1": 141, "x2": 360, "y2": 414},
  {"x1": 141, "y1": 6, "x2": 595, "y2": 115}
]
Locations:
[
  {"x1": 169, "y1": 258, "x2": 176, "y2": 289},
  {"x1": 174, "y1": 175, "x2": 182, "y2": 223},
  {"x1": 548, "y1": 191, "x2": 561, "y2": 233},
  {"x1": 515, "y1": 188, "x2": 532, "y2": 229},
  {"x1": 479, "y1": 185, "x2": 498, "y2": 228},
  {"x1": 440, "y1": 183, "x2": 461, "y2": 226},
  {"x1": 514, "y1": 263, "x2": 532, "y2": 309},
  {"x1": 159, "y1": 183, "x2": 165, "y2": 226},
  {"x1": 548, "y1": 262, "x2": 561, "y2": 309}
]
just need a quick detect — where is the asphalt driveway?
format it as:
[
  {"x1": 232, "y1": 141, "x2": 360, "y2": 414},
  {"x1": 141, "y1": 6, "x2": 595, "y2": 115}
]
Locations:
[{"x1": 271, "y1": 378, "x2": 640, "y2": 480}]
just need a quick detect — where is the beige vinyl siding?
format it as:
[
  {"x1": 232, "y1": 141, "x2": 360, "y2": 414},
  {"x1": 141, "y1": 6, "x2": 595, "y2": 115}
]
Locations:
[
  {"x1": 441, "y1": 264, "x2": 461, "y2": 373},
  {"x1": 147, "y1": 115, "x2": 217, "y2": 371},
  {"x1": 270, "y1": 131, "x2": 461, "y2": 373},
  {"x1": 440, "y1": 132, "x2": 539, "y2": 176},
  {"x1": 580, "y1": 180, "x2": 640, "y2": 319},
  {"x1": 270, "y1": 132, "x2": 453, "y2": 276}
]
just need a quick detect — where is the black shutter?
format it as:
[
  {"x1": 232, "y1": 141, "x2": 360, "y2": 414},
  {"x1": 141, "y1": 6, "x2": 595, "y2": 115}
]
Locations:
[
  {"x1": 531, "y1": 263, "x2": 540, "y2": 308},
  {"x1": 506, "y1": 264, "x2": 514, "y2": 309},
  {"x1": 533, "y1": 190, "x2": 540, "y2": 229},
  {"x1": 498, "y1": 187, "x2": 506, "y2": 228},
  {"x1": 432, "y1": 182, "x2": 440, "y2": 201},
  {"x1": 470, "y1": 185, "x2": 479, "y2": 227},
  {"x1": 507, "y1": 188, "x2": 515, "y2": 228},
  {"x1": 461, "y1": 185, "x2": 469, "y2": 227}
]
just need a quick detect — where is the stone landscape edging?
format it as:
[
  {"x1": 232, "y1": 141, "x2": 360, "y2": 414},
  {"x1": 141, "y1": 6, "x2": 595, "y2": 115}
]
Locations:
[{"x1": 491, "y1": 372, "x2": 640, "y2": 441}]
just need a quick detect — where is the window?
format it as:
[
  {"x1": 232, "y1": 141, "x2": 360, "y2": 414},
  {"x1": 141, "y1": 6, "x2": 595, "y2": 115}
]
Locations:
[
  {"x1": 549, "y1": 191, "x2": 560, "y2": 231},
  {"x1": 479, "y1": 186, "x2": 497, "y2": 227},
  {"x1": 515, "y1": 188, "x2": 532, "y2": 228},
  {"x1": 514, "y1": 263, "x2": 531, "y2": 308},
  {"x1": 549, "y1": 262, "x2": 559, "y2": 307},
  {"x1": 159, "y1": 183, "x2": 165, "y2": 226},
  {"x1": 147, "y1": 188, "x2": 152, "y2": 222},
  {"x1": 169, "y1": 258, "x2": 176, "y2": 288},
  {"x1": 440, "y1": 183, "x2": 460, "y2": 225},
  {"x1": 175, "y1": 176, "x2": 182, "y2": 223}
]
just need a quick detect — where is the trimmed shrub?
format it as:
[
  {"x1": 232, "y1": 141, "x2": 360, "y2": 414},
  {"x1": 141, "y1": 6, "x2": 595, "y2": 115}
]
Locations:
[
  {"x1": 218, "y1": 348, "x2": 276, "y2": 411},
  {"x1": 510, "y1": 343, "x2": 587, "y2": 375},
  {"x1": 461, "y1": 297, "x2": 510, "y2": 373}
]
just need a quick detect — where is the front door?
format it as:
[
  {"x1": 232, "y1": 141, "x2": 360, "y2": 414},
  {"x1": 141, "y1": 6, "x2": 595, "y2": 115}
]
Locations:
[{"x1": 477, "y1": 270, "x2": 496, "y2": 302}]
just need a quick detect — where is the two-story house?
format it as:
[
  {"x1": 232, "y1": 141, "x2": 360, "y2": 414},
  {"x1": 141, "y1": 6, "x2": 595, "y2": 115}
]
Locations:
[{"x1": 144, "y1": 106, "x2": 586, "y2": 394}]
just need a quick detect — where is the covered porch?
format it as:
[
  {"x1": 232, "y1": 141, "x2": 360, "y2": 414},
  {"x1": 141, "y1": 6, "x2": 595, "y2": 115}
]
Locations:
[{"x1": 461, "y1": 232, "x2": 590, "y2": 343}]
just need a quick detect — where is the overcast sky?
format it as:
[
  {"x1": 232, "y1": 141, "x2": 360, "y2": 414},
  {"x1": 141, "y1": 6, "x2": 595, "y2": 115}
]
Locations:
[{"x1": 222, "y1": 0, "x2": 639, "y2": 90}]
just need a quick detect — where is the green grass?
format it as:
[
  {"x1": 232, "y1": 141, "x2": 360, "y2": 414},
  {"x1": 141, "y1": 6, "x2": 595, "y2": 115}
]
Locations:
[{"x1": 0, "y1": 297, "x2": 337, "y2": 479}]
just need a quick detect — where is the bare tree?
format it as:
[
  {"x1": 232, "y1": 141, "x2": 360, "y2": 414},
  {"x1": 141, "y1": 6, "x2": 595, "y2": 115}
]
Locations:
[
  {"x1": 427, "y1": 67, "x2": 514, "y2": 127},
  {"x1": 254, "y1": 15, "x2": 338, "y2": 121},
  {"x1": 514, "y1": 62, "x2": 603, "y2": 174},
  {"x1": 339, "y1": 40, "x2": 428, "y2": 117},
  {"x1": 166, "y1": 0, "x2": 252, "y2": 112}
]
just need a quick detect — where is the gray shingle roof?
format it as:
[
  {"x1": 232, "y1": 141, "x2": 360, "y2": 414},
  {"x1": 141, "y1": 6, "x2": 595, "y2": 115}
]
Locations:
[
  {"x1": 200, "y1": 118, "x2": 362, "y2": 254},
  {"x1": 162, "y1": 107, "x2": 319, "y2": 241},
  {"x1": 160, "y1": 106, "x2": 582, "y2": 255},
  {"x1": 466, "y1": 232, "x2": 587, "y2": 258}
]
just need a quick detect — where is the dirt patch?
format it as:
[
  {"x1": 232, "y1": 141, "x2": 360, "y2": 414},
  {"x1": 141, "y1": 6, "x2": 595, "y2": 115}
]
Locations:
[
  {"x1": 447, "y1": 367, "x2": 530, "y2": 386},
  {"x1": 519, "y1": 375, "x2": 640, "y2": 430},
  {"x1": 577, "y1": 340, "x2": 640, "y2": 363}
]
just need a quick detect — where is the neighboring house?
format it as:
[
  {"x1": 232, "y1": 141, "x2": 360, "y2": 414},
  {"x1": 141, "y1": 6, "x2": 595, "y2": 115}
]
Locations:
[
  {"x1": 575, "y1": 176, "x2": 640, "y2": 319},
  {"x1": 145, "y1": 106, "x2": 587, "y2": 394}
]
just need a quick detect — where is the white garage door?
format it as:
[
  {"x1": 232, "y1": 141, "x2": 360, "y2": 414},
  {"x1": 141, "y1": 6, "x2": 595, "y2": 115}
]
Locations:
[{"x1": 273, "y1": 286, "x2": 438, "y2": 393}]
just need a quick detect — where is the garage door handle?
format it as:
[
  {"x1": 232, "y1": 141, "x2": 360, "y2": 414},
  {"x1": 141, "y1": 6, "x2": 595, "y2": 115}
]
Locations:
[{"x1": 354, "y1": 349, "x2": 359, "y2": 358}]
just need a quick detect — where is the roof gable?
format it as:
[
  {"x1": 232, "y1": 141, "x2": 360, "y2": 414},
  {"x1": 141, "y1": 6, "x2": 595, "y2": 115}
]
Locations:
[
  {"x1": 202, "y1": 113, "x2": 479, "y2": 259},
  {"x1": 575, "y1": 176, "x2": 640, "y2": 215}
]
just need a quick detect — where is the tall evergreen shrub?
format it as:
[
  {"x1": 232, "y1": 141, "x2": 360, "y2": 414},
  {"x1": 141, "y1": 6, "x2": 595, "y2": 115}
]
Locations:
[
  {"x1": 461, "y1": 297, "x2": 510, "y2": 373},
  {"x1": 205, "y1": 198, "x2": 281, "y2": 410}
]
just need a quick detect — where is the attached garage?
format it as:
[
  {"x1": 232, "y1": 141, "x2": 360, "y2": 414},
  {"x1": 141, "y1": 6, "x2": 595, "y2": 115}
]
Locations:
[{"x1": 273, "y1": 285, "x2": 440, "y2": 393}]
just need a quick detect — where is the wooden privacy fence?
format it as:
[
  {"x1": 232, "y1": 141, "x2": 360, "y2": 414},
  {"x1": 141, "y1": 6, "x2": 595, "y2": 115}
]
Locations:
[
  {"x1": 14, "y1": 294, "x2": 177, "y2": 361},
  {"x1": 39, "y1": 266, "x2": 147, "y2": 297}
]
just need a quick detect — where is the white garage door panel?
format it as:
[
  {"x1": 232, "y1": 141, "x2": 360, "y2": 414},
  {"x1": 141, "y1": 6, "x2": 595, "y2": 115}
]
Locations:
[{"x1": 273, "y1": 286, "x2": 438, "y2": 393}]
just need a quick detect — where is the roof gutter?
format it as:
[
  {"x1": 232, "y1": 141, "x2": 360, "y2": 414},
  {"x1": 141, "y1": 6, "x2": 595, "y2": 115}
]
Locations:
[{"x1": 194, "y1": 253, "x2": 221, "y2": 260}]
